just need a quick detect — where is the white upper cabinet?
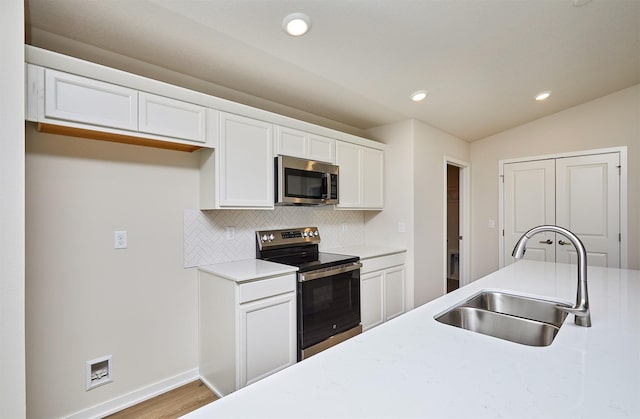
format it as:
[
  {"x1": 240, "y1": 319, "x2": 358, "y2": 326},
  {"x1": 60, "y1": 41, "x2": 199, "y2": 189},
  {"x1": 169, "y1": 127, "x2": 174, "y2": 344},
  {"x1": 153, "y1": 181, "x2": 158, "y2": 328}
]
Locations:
[
  {"x1": 200, "y1": 112, "x2": 274, "y2": 209},
  {"x1": 308, "y1": 133, "x2": 335, "y2": 163},
  {"x1": 335, "y1": 141, "x2": 384, "y2": 210},
  {"x1": 275, "y1": 126, "x2": 335, "y2": 163},
  {"x1": 44, "y1": 68, "x2": 138, "y2": 131},
  {"x1": 138, "y1": 92, "x2": 206, "y2": 143},
  {"x1": 335, "y1": 141, "x2": 362, "y2": 207},
  {"x1": 26, "y1": 48, "x2": 385, "y2": 205},
  {"x1": 362, "y1": 146, "x2": 384, "y2": 208},
  {"x1": 28, "y1": 65, "x2": 214, "y2": 150}
]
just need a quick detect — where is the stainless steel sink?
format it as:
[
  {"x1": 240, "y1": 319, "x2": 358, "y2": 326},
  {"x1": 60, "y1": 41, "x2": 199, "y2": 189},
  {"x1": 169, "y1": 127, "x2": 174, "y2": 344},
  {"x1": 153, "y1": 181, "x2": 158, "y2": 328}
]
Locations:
[{"x1": 435, "y1": 291, "x2": 571, "y2": 347}]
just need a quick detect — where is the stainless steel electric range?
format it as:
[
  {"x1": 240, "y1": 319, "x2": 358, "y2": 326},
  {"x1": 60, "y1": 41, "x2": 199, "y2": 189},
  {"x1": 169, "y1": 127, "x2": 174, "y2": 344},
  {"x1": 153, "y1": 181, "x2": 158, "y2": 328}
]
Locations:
[{"x1": 256, "y1": 227, "x2": 362, "y2": 361}]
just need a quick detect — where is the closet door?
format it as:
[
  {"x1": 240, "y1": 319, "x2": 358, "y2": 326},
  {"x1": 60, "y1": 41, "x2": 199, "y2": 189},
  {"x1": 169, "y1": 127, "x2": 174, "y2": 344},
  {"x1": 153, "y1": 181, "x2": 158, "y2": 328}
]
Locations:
[
  {"x1": 555, "y1": 153, "x2": 620, "y2": 267},
  {"x1": 503, "y1": 160, "x2": 556, "y2": 265},
  {"x1": 502, "y1": 152, "x2": 620, "y2": 268}
]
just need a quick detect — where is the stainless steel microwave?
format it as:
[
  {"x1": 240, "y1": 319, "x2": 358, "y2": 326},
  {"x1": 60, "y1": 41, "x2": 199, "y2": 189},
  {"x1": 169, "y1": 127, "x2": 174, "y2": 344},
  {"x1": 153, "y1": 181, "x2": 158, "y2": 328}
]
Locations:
[{"x1": 275, "y1": 155, "x2": 339, "y2": 205}]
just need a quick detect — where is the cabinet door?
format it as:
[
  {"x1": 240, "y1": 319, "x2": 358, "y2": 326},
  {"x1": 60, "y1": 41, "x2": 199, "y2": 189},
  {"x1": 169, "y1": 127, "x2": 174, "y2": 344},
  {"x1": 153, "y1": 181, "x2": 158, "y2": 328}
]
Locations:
[
  {"x1": 362, "y1": 147, "x2": 384, "y2": 208},
  {"x1": 275, "y1": 126, "x2": 307, "y2": 159},
  {"x1": 219, "y1": 113, "x2": 274, "y2": 208},
  {"x1": 138, "y1": 92, "x2": 206, "y2": 142},
  {"x1": 384, "y1": 266, "x2": 405, "y2": 321},
  {"x1": 238, "y1": 292, "x2": 296, "y2": 388},
  {"x1": 361, "y1": 271, "x2": 384, "y2": 331},
  {"x1": 44, "y1": 68, "x2": 138, "y2": 131},
  {"x1": 308, "y1": 134, "x2": 335, "y2": 163},
  {"x1": 335, "y1": 141, "x2": 362, "y2": 208},
  {"x1": 275, "y1": 127, "x2": 335, "y2": 163}
]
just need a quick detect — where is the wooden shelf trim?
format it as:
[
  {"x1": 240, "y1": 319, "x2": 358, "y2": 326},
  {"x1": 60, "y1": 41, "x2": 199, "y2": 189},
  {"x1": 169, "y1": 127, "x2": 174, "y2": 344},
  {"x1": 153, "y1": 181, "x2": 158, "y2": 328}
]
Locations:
[{"x1": 37, "y1": 123, "x2": 204, "y2": 153}]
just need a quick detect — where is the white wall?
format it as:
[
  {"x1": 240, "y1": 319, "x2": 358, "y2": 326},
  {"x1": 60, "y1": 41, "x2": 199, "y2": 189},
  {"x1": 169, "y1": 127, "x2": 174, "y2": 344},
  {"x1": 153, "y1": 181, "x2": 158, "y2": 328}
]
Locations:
[
  {"x1": 366, "y1": 120, "x2": 415, "y2": 308},
  {"x1": 0, "y1": 1, "x2": 26, "y2": 417},
  {"x1": 367, "y1": 119, "x2": 470, "y2": 307},
  {"x1": 413, "y1": 121, "x2": 470, "y2": 304},
  {"x1": 470, "y1": 85, "x2": 640, "y2": 280},
  {"x1": 25, "y1": 127, "x2": 201, "y2": 418}
]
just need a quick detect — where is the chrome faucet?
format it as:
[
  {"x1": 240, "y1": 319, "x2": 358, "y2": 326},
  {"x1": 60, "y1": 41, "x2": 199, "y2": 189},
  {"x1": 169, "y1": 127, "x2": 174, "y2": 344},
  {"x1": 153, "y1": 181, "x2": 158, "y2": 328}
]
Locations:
[{"x1": 512, "y1": 225, "x2": 591, "y2": 327}]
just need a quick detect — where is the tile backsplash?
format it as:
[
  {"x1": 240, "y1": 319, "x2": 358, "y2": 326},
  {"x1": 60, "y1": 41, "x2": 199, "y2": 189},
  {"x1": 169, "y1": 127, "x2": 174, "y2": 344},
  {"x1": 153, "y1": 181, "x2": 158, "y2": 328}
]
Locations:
[{"x1": 184, "y1": 206, "x2": 365, "y2": 267}]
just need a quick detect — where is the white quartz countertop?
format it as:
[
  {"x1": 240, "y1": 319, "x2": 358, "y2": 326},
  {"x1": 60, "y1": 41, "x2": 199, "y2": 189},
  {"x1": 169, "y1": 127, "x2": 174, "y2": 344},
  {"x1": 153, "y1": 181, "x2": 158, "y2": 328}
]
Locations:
[
  {"x1": 185, "y1": 260, "x2": 640, "y2": 418},
  {"x1": 325, "y1": 245, "x2": 406, "y2": 260},
  {"x1": 198, "y1": 259, "x2": 298, "y2": 283}
]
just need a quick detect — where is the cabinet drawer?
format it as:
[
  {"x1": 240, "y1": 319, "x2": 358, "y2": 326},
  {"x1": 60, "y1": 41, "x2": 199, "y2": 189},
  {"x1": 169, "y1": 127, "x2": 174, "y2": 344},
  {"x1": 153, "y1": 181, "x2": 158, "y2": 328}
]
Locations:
[
  {"x1": 139, "y1": 92, "x2": 206, "y2": 142},
  {"x1": 361, "y1": 252, "x2": 406, "y2": 274},
  {"x1": 239, "y1": 274, "x2": 296, "y2": 304}
]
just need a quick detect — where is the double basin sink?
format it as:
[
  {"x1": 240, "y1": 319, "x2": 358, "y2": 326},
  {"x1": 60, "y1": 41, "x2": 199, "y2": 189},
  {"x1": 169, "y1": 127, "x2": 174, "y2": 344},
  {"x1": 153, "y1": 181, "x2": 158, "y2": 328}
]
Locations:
[{"x1": 435, "y1": 290, "x2": 572, "y2": 347}]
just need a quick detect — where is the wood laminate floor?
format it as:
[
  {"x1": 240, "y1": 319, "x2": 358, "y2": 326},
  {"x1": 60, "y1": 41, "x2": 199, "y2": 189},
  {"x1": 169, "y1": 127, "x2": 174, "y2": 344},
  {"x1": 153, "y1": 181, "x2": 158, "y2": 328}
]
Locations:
[{"x1": 105, "y1": 380, "x2": 217, "y2": 419}]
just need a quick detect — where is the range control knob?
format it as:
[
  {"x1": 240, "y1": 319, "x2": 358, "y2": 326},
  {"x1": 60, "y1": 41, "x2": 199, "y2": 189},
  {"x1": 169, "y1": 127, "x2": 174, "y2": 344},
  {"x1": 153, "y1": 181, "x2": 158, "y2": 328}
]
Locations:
[
  {"x1": 268, "y1": 234, "x2": 275, "y2": 241},
  {"x1": 261, "y1": 234, "x2": 268, "y2": 242},
  {"x1": 302, "y1": 231, "x2": 309, "y2": 237},
  {"x1": 313, "y1": 230, "x2": 319, "y2": 236}
]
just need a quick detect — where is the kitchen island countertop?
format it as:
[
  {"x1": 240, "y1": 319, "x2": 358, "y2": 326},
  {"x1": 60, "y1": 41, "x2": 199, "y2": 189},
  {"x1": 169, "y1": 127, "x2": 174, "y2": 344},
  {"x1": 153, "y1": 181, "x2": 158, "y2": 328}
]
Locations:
[{"x1": 185, "y1": 260, "x2": 640, "y2": 418}]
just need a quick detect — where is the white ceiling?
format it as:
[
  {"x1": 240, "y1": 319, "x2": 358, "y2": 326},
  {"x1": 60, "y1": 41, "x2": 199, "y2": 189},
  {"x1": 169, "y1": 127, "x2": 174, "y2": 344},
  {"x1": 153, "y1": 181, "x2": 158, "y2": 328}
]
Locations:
[{"x1": 25, "y1": 0, "x2": 640, "y2": 141}]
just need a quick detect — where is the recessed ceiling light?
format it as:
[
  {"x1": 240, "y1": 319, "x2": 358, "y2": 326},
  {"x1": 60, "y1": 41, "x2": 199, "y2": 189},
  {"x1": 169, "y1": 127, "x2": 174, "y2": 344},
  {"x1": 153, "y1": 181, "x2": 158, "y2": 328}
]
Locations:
[
  {"x1": 282, "y1": 13, "x2": 311, "y2": 36},
  {"x1": 573, "y1": 0, "x2": 592, "y2": 6},
  {"x1": 410, "y1": 90, "x2": 428, "y2": 102},
  {"x1": 535, "y1": 90, "x2": 552, "y2": 101}
]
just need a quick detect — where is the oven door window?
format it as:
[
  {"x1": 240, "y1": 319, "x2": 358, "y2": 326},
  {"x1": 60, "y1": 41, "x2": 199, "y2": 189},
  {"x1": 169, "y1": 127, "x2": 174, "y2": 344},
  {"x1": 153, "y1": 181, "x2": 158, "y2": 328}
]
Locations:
[
  {"x1": 298, "y1": 269, "x2": 360, "y2": 350},
  {"x1": 285, "y1": 168, "x2": 325, "y2": 200}
]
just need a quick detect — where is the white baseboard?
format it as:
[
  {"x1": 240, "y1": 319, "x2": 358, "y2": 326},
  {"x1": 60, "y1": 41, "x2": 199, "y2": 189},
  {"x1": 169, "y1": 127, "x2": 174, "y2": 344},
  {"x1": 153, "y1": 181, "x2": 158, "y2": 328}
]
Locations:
[
  {"x1": 199, "y1": 375, "x2": 225, "y2": 399},
  {"x1": 63, "y1": 368, "x2": 200, "y2": 419}
]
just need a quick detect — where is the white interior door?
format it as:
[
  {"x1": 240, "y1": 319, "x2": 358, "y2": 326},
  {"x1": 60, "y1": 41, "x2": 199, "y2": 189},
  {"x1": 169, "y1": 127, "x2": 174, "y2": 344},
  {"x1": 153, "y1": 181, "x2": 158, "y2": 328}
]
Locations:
[
  {"x1": 555, "y1": 154, "x2": 620, "y2": 267},
  {"x1": 503, "y1": 159, "x2": 556, "y2": 265},
  {"x1": 502, "y1": 152, "x2": 620, "y2": 268}
]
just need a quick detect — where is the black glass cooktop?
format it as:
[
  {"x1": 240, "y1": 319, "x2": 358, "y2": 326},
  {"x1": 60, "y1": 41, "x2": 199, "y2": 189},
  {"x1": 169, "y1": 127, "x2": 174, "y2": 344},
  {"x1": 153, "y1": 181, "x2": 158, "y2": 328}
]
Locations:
[{"x1": 262, "y1": 252, "x2": 359, "y2": 273}]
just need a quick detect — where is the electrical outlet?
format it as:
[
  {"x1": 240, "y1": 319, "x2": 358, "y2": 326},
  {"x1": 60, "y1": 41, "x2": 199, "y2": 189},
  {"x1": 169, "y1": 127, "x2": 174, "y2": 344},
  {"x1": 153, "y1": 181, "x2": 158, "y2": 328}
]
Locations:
[
  {"x1": 225, "y1": 226, "x2": 235, "y2": 240},
  {"x1": 114, "y1": 230, "x2": 127, "y2": 249},
  {"x1": 398, "y1": 222, "x2": 406, "y2": 233},
  {"x1": 86, "y1": 355, "x2": 113, "y2": 391}
]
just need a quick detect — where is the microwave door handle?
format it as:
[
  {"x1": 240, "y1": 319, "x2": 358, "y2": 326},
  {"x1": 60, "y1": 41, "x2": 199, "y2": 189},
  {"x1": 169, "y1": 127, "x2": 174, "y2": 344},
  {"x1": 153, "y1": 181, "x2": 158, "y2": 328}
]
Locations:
[{"x1": 321, "y1": 173, "x2": 329, "y2": 200}]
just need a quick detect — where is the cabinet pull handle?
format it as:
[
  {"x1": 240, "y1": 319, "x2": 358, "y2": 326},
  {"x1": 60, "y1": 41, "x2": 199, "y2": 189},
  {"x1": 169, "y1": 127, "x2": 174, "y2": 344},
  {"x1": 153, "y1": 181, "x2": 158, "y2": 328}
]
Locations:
[{"x1": 539, "y1": 239, "x2": 553, "y2": 245}]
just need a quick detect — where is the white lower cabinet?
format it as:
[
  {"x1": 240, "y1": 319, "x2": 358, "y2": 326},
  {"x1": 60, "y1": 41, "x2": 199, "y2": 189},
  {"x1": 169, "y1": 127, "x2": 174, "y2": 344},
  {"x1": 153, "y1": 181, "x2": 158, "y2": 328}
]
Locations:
[
  {"x1": 238, "y1": 293, "x2": 296, "y2": 387},
  {"x1": 360, "y1": 252, "x2": 406, "y2": 331},
  {"x1": 199, "y1": 270, "x2": 296, "y2": 396}
]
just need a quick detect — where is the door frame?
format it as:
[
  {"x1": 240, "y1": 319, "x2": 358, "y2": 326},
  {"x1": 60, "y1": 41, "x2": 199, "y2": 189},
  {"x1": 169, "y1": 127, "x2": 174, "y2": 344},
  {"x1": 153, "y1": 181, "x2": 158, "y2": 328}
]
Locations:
[
  {"x1": 498, "y1": 146, "x2": 628, "y2": 269},
  {"x1": 444, "y1": 157, "x2": 470, "y2": 290}
]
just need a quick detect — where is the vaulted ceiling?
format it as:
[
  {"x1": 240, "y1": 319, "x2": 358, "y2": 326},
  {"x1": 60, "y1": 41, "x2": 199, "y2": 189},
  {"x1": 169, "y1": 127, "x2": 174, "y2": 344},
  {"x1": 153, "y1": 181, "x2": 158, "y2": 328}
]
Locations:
[{"x1": 25, "y1": 0, "x2": 640, "y2": 141}]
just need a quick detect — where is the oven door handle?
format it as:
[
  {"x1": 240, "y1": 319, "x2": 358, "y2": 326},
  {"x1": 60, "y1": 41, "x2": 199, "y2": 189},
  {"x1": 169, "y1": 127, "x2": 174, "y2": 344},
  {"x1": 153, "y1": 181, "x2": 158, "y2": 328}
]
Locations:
[{"x1": 299, "y1": 261, "x2": 362, "y2": 282}]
